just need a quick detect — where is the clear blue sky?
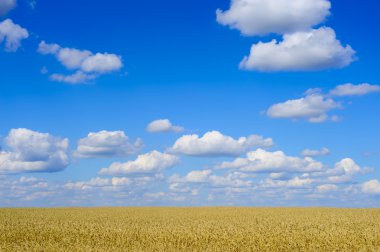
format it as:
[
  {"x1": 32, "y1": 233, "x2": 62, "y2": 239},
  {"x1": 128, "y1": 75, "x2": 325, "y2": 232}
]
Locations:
[{"x1": 0, "y1": 0, "x2": 379, "y2": 207}]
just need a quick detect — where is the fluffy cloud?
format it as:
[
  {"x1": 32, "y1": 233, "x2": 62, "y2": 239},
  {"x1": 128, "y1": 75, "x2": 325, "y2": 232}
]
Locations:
[
  {"x1": 170, "y1": 170, "x2": 252, "y2": 191},
  {"x1": 0, "y1": 129, "x2": 69, "y2": 174},
  {"x1": 0, "y1": 19, "x2": 29, "y2": 51},
  {"x1": 219, "y1": 148, "x2": 323, "y2": 173},
  {"x1": 317, "y1": 184, "x2": 338, "y2": 193},
  {"x1": 327, "y1": 158, "x2": 361, "y2": 183},
  {"x1": 74, "y1": 130, "x2": 142, "y2": 158},
  {"x1": 240, "y1": 27, "x2": 355, "y2": 71},
  {"x1": 37, "y1": 41, "x2": 123, "y2": 84},
  {"x1": 50, "y1": 71, "x2": 97, "y2": 84},
  {"x1": 301, "y1": 148, "x2": 330, "y2": 157},
  {"x1": 170, "y1": 170, "x2": 213, "y2": 184},
  {"x1": 330, "y1": 83, "x2": 380, "y2": 97},
  {"x1": 99, "y1": 151, "x2": 179, "y2": 176},
  {"x1": 146, "y1": 119, "x2": 184, "y2": 133},
  {"x1": 361, "y1": 180, "x2": 380, "y2": 195},
  {"x1": 262, "y1": 177, "x2": 313, "y2": 188},
  {"x1": 267, "y1": 94, "x2": 340, "y2": 123},
  {"x1": 0, "y1": 0, "x2": 16, "y2": 16},
  {"x1": 81, "y1": 53, "x2": 123, "y2": 73},
  {"x1": 170, "y1": 131, "x2": 273, "y2": 157},
  {"x1": 64, "y1": 177, "x2": 110, "y2": 190},
  {"x1": 216, "y1": 0, "x2": 331, "y2": 36}
]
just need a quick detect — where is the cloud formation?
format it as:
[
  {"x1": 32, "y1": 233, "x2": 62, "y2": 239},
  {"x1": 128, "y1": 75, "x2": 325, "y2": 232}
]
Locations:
[
  {"x1": 362, "y1": 180, "x2": 380, "y2": 195},
  {"x1": 240, "y1": 27, "x2": 355, "y2": 71},
  {"x1": 99, "y1": 151, "x2": 179, "y2": 176},
  {"x1": 301, "y1": 148, "x2": 330, "y2": 157},
  {"x1": 50, "y1": 71, "x2": 97, "y2": 84},
  {"x1": 0, "y1": 19, "x2": 29, "y2": 51},
  {"x1": 37, "y1": 41, "x2": 123, "y2": 84},
  {"x1": 0, "y1": 129, "x2": 69, "y2": 174},
  {"x1": 146, "y1": 119, "x2": 184, "y2": 133},
  {"x1": 216, "y1": 0, "x2": 331, "y2": 36},
  {"x1": 330, "y1": 83, "x2": 380, "y2": 97},
  {"x1": 267, "y1": 94, "x2": 340, "y2": 123},
  {"x1": 267, "y1": 83, "x2": 380, "y2": 123},
  {"x1": 0, "y1": 0, "x2": 16, "y2": 16},
  {"x1": 218, "y1": 148, "x2": 323, "y2": 173},
  {"x1": 74, "y1": 130, "x2": 142, "y2": 159},
  {"x1": 170, "y1": 131, "x2": 273, "y2": 157}
]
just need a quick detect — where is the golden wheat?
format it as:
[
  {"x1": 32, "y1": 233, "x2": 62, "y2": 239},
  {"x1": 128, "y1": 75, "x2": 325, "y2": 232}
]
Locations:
[{"x1": 1, "y1": 208, "x2": 380, "y2": 251}]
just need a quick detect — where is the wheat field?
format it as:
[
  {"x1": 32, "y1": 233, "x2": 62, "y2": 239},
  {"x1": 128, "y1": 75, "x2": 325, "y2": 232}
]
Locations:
[{"x1": 1, "y1": 207, "x2": 380, "y2": 251}]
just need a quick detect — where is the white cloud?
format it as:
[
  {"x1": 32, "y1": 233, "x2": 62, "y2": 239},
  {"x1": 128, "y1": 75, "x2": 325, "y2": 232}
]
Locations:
[
  {"x1": 146, "y1": 119, "x2": 184, "y2": 133},
  {"x1": 37, "y1": 41, "x2": 123, "y2": 84},
  {"x1": 327, "y1": 158, "x2": 361, "y2": 183},
  {"x1": 267, "y1": 94, "x2": 340, "y2": 123},
  {"x1": 37, "y1": 41, "x2": 61, "y2": 55},
  {"x1": 170, "y1": 170, "x2": 252, "y2": 190},
  {"x1": 0, "y1": 129, "x2": 69, "y2": 174},
  {"x1": 184, "y1": 170, "x2": 212, "y2": 183},
  {"x1": 99, "y1": 151, "x2": 179, "y2": 176},
  {"x1": 111, "y1": 177, "x2": 132, "y2": 187},
  {"x1": 262, "y1": 177, "x2": 313, "y2": 188},
  {"x1": 50, "y1": 71, "x2": 97, "y2": 85},
  {"x1": 74, "y1": 130, "x2": 142, "y2": 159},
  {"x1": 170, "y1": 131, "x2": 273, "y2": 157},
  {"x1": 330, "y1": 83, "x2": 380, "y2": 97},
  {"x1": 0, "y1": 0, "x2": 16, "y2": 16},
  {"x1": 216, "y1": 0, "x2": 331, "y2": 36},
  {"x1": 57, "y1": 47, "x2": 92, "y2": 69},
  {"x1": 81, "y1": 53, "x2": 123, "y2": 73},
  {"x1": 0, "y1": 19, "x2": 29, "y2": 51},
  {"x1": 317, "y1": 184, "x2": 338, "y2": 193},
  {"x1": 64, "y1": 177, "x2": 110, "y2": 190},
  {"x1": 219, "y1": 148, "x2": 323, "y2": 173},
  {"x1": 362, "y1": 180, "x2": 380, "y2": 195},
  {"x1": 302, "y1": 147, "x2": 330, "y2": 157},
  {"x1": 209, "y1": 174, "x2": 252, "y2": 188},
  {"x1": 240, "y1": 27, "x2": 356, "y2": 71}
]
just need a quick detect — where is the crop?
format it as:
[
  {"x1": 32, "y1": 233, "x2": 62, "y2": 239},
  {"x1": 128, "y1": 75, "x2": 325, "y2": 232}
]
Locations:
[{"x1": 1, "y1": 207, "x2": 380, "y2": 251}]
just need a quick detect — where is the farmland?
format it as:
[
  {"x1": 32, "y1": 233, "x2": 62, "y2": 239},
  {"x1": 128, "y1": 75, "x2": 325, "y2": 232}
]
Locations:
[{"x1": 1, "y1": 208, "x2": 380, "y2": 251}]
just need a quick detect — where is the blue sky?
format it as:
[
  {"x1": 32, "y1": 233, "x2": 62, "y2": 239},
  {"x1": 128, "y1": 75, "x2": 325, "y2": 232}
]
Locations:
[{"x1": 0, "y1": 0, "x2": 380, "y2": 207}]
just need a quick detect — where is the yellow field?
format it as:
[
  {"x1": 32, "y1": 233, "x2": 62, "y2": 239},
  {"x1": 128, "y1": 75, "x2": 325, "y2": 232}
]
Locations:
[{"x1": 1, "y1": 208, "x2": 380, "y2": 251}]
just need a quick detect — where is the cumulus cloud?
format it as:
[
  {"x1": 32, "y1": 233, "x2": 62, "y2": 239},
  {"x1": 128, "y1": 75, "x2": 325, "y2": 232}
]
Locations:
[
  {"x1": 218, "y1": 148, "x2": 323, "y2": 173},
  {"x1": 81, "y1": 53, "x2": 123, "y2": 73},
  {"x1": 0, "y1": 129, "x2": 69, "y2": 174},
  {"x1": 0, "y1": 0, "x2": 17, "y2": 16},
  {"x1": 170, "y1": 170, "x2": 252, "y2": 191},
  {"x1": 327, "y1": 158, "x2": 361, "y2": 183},
  {"x1": 170, "y1": 170, "x2": 213, "y2": 184},
  {"x1": 99, "y1": 151, "x2": 179, "y2": 176},
  {"x1": 302, "y1": 148, "x2": 330, "y2": 157},
  {"x1": 170, "y1": 131, "x2": 273, "y2": 157},
  {"x1": 317, "y1": 184, "x2": 338, "y2": 193},
  {"x1": 216, "y1": 0, "x2": 331, "y2": 36},
  {"x1": 64, "y1": 177, "x2": 110, "y2": 190},
  {"x1": 267, "y1": 94, "x2": 340, "y2": 123},
  {"x1": 74, "y1": 130, "x2": 142, "y2": 159},
  {"x1": 330, "y1": 83, "x2": 380, "y2": 97},
  {"x1": 0, "y1": 19, "x2": 29, "y2": 51},
  {"x1": 37, "y1": 41, "x2": 123, "y2": 84},
  {"x1": 262, "y1": 177, "x2": 313, "y2": 188},
  {"x1": 146, "y1": 119, "x2": 184, "y2": 133},
  {"x1": 50, "y1": 71, "x2": 97, "y2": 84},
  {"x1": 362, "y1": 180, "x2": 380, "y2": 195},
  {"x1": 240, "y1": 27, "x2": 355, "y2": 72}
]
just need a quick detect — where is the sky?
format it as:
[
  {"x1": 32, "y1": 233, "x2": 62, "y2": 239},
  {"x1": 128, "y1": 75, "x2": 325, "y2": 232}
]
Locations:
[{"x1": 0, "y1": 0, "x2": 380, "y2": 207}]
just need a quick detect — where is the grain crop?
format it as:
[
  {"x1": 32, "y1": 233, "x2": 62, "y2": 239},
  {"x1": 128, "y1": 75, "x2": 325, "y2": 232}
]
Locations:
[{"x1": 1, "y1": 207, "x2": 380, "y2": 251}]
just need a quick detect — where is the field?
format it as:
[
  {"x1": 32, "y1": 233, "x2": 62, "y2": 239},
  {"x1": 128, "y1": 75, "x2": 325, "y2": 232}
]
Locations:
[{"x1": 1, "y1": 208, "x2": 380, "y2": 251}]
